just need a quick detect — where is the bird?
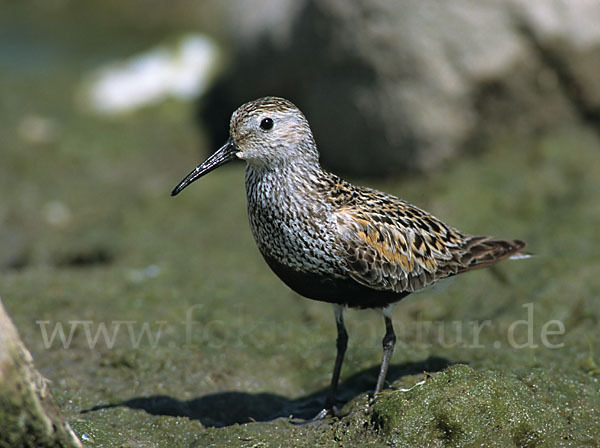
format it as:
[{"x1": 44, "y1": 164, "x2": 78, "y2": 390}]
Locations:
[{"x1": 171, "y1": 96, "x2": 528, "y2": 419}]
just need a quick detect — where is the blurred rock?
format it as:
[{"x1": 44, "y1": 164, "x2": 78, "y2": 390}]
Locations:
[
  {"x1": 200, "y1": 0, "x2": 600, "y2": 176},
  {"x1": 0, "y1": 298, "x2": 82, "y2": 447}
]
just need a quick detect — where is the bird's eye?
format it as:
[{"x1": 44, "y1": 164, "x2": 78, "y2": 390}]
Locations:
[{"x1": 259, "y1": 117, "x2": 274, "y2": 131}]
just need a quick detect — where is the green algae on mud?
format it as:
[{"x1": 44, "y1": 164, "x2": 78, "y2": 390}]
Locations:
[{"x1": 373, "y1": 364, "x2": 600, "y2": 447}]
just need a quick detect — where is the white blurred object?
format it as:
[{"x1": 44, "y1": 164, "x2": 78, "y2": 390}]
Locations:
[{"x1": 82, "y1": 34, "x2": 219, "y2": 114}]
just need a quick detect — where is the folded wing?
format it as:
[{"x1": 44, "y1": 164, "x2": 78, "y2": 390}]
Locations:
[{"x1": 333, "y1": 189, "x2": 527, "y2": 294}]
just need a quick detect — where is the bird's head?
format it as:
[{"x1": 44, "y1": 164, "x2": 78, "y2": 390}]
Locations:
[{"x1": 171, "y1": 97, "x2": 318, "y2": 196}]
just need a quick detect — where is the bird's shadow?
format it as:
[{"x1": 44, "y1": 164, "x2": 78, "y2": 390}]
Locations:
[{"x1": 82, "y1": 356, "x2": 455, "y2": 427}]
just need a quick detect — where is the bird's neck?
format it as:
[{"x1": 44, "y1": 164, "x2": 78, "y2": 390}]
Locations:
[
  {"x1": 244, "y1": 160, "x2": 333, "y2": 215},
  {"x1": 246, "y1": 160, "x2": 324, "y2": 192}
]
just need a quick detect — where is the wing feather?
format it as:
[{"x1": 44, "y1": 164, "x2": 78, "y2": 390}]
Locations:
[
  {"x1": 334, "y1": 194, "x2": 466, "y2": 293},
  {"x1": 323, "y1": 178, "x2": 528, "y2": 296}
]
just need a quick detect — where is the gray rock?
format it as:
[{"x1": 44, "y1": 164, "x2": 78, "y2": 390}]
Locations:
[{"x1": 201, "y1": 0, "x2": 600, "y2": 176}]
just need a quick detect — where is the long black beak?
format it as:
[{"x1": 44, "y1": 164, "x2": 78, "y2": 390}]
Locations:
[{"x1": 171, "y1": 139, "x2": 238, "y2": 196}]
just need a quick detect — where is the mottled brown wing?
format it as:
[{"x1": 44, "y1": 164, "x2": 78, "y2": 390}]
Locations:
[
  {"x1": 326, "y1": 178, "x2": 529, "y2": 295},
  {"x1": 333, "y1": 196, "x2": 469, "y2": 294}
]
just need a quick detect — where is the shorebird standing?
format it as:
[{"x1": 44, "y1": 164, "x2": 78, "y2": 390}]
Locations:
[{"x1": 171, "y1": 96, "x2": 528, "y2": 418}]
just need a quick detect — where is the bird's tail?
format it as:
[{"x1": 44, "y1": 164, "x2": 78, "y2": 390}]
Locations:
[{"x1": 458, "y1": 237, "x2": 530, "y2": 273}]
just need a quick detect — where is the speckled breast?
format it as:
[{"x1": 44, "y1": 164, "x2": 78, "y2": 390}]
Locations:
[{"x1": 245, "y1": 168, "x2": 339, "y2": 276}]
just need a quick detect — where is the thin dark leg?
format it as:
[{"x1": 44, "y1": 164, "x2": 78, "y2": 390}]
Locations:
[
  {"x1": 325, "y1": 305, "x2": 348, "y2": 411},
  {"x1": 374, "y1": 313, "x2": 396, "y2": 395},
  {"x1": 303, "y1": 305, "x2": 348, "y2": 422}
]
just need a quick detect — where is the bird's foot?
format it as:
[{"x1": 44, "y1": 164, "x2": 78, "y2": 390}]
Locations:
[{"x1": 289, "y1": 404, "x2": 345, "y2": 425}]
